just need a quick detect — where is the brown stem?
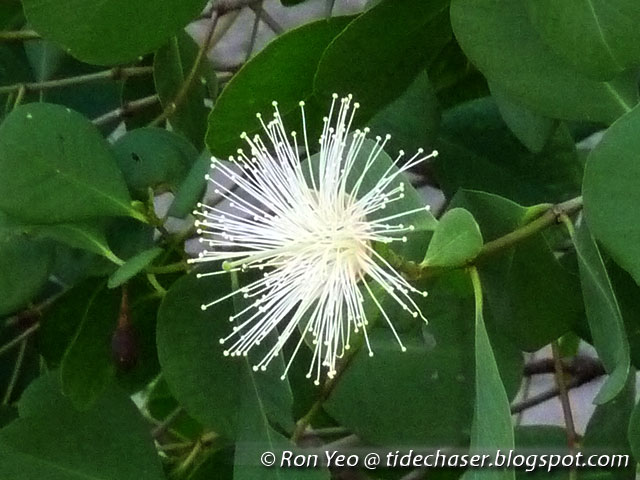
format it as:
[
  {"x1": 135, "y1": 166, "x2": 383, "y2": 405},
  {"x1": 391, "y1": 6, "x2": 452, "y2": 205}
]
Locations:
[
  {"x1": 552, "y1": 342, "x2": 578, "y2": 450},
  {"x1": 149, "y1": 11, "x2": 220, "y2": 127},
  {"x1": 92, "y1": 94, "x2": 159, "y2": 126},
  {"x1": 393, "y1": 196, "x2": 583, "y2": 281},
  {"x1": 291, "y1": 354, "x2": 355, "y2": 443},
  {"x1": 511, "y1": 359, "x2": 605, "y2": 414},
  {"x1": 0, "y1": 30, "x2": 40, "y2": 42},
  {"x1": 0, "y1": 66, "x2": 153, "y2": 95}
]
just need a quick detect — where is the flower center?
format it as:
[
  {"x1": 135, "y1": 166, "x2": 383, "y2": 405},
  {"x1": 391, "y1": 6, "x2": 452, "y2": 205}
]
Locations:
[{"x1": 305, "y1": 190, "x2": 370, "y2": 276}]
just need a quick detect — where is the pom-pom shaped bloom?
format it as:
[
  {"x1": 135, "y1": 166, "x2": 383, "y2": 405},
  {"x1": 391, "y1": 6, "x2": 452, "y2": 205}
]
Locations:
[{"x1": 189, "y1": 94, "x2": 438, "y2": 384}]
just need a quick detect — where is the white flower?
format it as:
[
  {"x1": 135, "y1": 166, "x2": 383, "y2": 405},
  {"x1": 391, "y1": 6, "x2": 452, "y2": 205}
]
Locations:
[{"x1": 188, "y1": 94, "x2": 438, "y2": 384}]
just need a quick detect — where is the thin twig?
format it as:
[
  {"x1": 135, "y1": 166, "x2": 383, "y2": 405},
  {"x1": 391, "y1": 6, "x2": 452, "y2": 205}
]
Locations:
[
  {"x1": 516, "y1": 352, "x2": 536, "y2": 425},
  {"x1": 214, "y1": 0, "x2": 264, "y2": 13},
  {"x1": 172, "y1": 437, "x2": 204, "y2": 477},
  {"x1": 92, "y1": 94, "x2": 160, "y2": 126},
  {"x1": 0, "y1": 66, "x2": 153, "y2": 95},
  {"x1": 245, "y1": 0, "x2": 263, "y2": 61},
  {"x1": 2, "y1": 339, "x2": 27, "y2": 405},
  {"x1": 511, "y1": 360, "x2": 605, "y2": 414},
  {"x1": 0, "y1": 30, "x2": 40, "y2": 42},
  {"x1": 13, "y1": 85, "x2": 26, "y2": 109},
  {"x1": 393, "y1": 196, "x2": 584, "y2": 280},
  {"x1": 150, "y1": 11, "x2": 220, "y2": 127},
  {"x1": 326, "y1": 0, "x2": 337, "y2": 17},
  {"x1": 551, "y1": 342, "x2": 577, "y2": 450},
  {"x1": 292, "y1": 354, "x2": 355, "y2": 443},
  {"x1": 249, "y1": 4, "x2": 284, "y2": 34},
  {"x1": 151, "y1": 406, "x2": 185, "y2": 439},
  {"x1": 0, "y1": 323, "x2": 39, "y2": 358}
]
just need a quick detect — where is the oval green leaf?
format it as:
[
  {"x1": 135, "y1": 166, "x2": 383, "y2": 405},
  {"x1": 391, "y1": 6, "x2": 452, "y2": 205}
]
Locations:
[
  {"x1": 525, "y1": 0, "x2": 640, "y2": 80},
  {"x1": 22, "y1": 0, "x2": 208, "y2": 65},
  {"x1": 423, "y1": 208, "x2": 483, "y2": 267},
  {"x1": 0, "y1": 374, "x2": 165, "y2": 480},
  {"x1": 60, "y1": 282, "x2": 120, "y2": 409},
  {"x1": 0, "y1": 216, "x2": 54, "y2": 316},
  {"x1": 571, "y1": 222, "x2": 630, "y2": 404},
  {"x1": 33, "y1": 222, "x2": 123, "y2": 265},
  {"x1": 206, "y1": 16, "x2": 353, "y2": 158},
  {"x1": 467, "y1": 268, "x2": 515, "y2": 480},
  {"x1": 113, "y1": 127, "x2": 198, "y2": 198},
  {"x1": 0, "y1": 103, "x2": 141, "y2": 224},
  {"x1": 449, "y1": 190, "x2": 583, "y2": 351},
  {"x1": 450, "y1": 0, "x2": 638, "y2": 122},
  {"x1": 314, "y1": 0, "x2": 451, "y2": 123},
  {"x1": 157, "y1": 272, "x2": 242, "y2": 438},
  {"x1": 584, "y1": 104, "x2": 640, "y2": 286},
  {"x1": 108, "y1": 247, "x2": 163, "y2": 289}
]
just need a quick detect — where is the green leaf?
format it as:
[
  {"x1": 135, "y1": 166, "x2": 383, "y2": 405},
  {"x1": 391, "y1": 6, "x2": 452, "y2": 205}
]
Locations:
[
  {"x1": 234, "y1": 391, "x2": 328, "y2": 480},
  {"x1": 107, "y1": 218, "x2": 155, "y2": 262},
  {"x1": 583, "y1": 368, "x2": 635, "y2": 479},
  {"x1": 32, "y1": 222, "x2": 123, "y2": 265},
  {"x1": 313, "y1": 0, "x2": 451, "y2": 123},
  {"x1": 490, "y1": 83, "x2": 556, "y2": 153},
  {"x1": 206, "y1": 16, "x2": 353, "y2": 158},
  {"x1": 0, "y1": 103, "x2": 142, "y2": 224},
  {"x1": 450, "y1": 0, "x2": 638, "y2": 122},
  {"x1": 23, "y1": 38, "x2": 66, "y2": 83},
  {"x1": 38, "y1": 280, "x2": 101, "y2": 368},
  {"x1": 168, "y1": 151, "x2": 211, "y2": 218},
  {"x1": 60, "y1": 282, "x2": 120, "y2": 409},
  {"x1": 0, "y1": 215, "x2": 54, "y2": 316},
  {"x1": 24, "y1": 39, "x2": 120, "y2": 122},
  {"x1": 583, "y1": 104, "x2": 640, "y2": 286},
  {"x1": 22, "y1": 0, "x2": 208, "y2": 65},
  {"x1": 367, "y1": 70, "x2": 440, "y2": 155},
  {"x1": 450, "y1": 190, "x2": 583, "y2": 351},
  {"x1": 525, "y1": 0, "x2": 640, "y2": 80},
  {"x1": 514, "y1": 426, "x2": 570, "y2": 480},
  {"x1": 108, "y1": 247, "x2": 163, "y2": 289},
  {"x1": 113, "y1": 127, "x2": 198, "y2": 198},
  {"x1": 154, "y1": 32, "x2": 217, "y2": 148},
  {"x1": 467, "y1": 268, "x2": 515, "y2": 480},
  {"x1": 423, "y1": 208, "x2": 483, "y2": 267},
  {"x1": 429, "y1": 40, "x2": 490, "y2": 110},
  {"x1": 156, "y1": 272, "x2": 242, "y2": 438},
  {"x1": 0, "y1": 374, "x2": 165, "y2": 480},
  {"x1": 434, "y1": 98, "x2": 582, "y2": 205},
  {"x1": 571, "y1": 222, "x2": 630, "y2": 404},
  {"x1": 189, "y1": 447, "x2": 234, "y2": 480},
  {"x1": 146, "y1": 379, "x2": 204, "y2": 441},
  {"x1": 0, "y1": 0, "x2": 23, "y2": 31},
  {"x1": 231, "y1": 273, "x2": 324, "y2": 480},
  {"x1": 326, "y1": 270, "x2": 522, "y2": 447},
  {"x1": 609, "y1": 264, "x2": 640, "y2": 371}
]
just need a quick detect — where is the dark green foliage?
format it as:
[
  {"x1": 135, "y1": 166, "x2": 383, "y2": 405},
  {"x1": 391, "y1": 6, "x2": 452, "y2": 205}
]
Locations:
[{"x1": 1, "y1": 0, "x2": 640, "y2": 478}]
